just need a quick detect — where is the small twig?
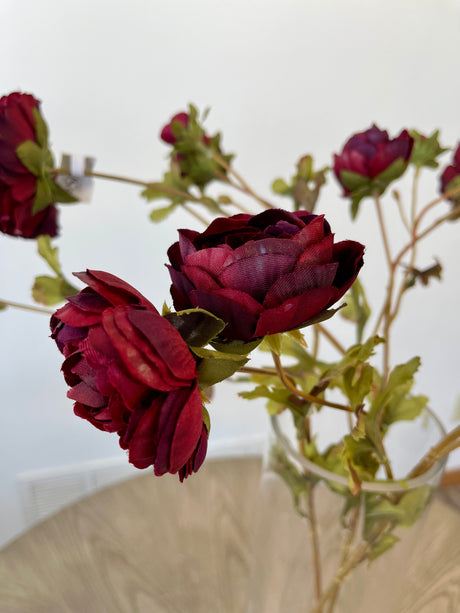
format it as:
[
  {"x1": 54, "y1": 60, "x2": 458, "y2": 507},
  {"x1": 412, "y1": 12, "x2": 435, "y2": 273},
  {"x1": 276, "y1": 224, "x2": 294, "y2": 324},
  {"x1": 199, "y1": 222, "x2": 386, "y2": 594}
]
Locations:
[
  {"x1": 210, "y1": 151, "x2": 275, "y2": 210},
  {"x1": 315, "y1": 323, "x2": 346, "y2": 355},
  {"x1": 0, "y1": 299, "x2": 53, "y2": 315},
  {"x1": 271, "y1": 352, "x2": 355, "y2": 413}
]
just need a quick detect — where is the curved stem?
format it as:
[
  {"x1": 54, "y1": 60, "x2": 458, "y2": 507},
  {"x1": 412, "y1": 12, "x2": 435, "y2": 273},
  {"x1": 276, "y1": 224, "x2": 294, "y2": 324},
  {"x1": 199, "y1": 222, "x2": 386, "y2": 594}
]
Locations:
[
  {"x1": 0, "y1": 299, "x2": 53, "y2": 315},
  {"x1": 271, "y1": 351, "x2": 355, "y2": 413},
  {"x1": 315, "y1": 323, "x2": 346, "y2": 355},
  {"x1": 374, "y1": 194, "x2": 393, "y2": 382},
  {"x1": 306, "y1": 483, "x2": 323, "y2": 611},
  {"x1": 210, "y1": 151, "x2": 275, "y2": 210}
]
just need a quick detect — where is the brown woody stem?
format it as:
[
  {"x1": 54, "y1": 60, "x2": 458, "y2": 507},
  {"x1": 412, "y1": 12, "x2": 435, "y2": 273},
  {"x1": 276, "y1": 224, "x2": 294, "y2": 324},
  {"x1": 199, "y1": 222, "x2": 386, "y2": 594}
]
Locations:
[{"x1": 271, "y1": 352, "x2": 355, "y2": 413}]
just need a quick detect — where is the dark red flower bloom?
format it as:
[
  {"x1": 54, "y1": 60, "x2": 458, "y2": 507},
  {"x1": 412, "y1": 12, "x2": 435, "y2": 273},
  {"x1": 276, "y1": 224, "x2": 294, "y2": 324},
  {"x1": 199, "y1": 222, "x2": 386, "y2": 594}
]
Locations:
[
  {"x1": 160, "y1": 112, "x2": 190, "y2": 144},
  {"x1": 167, "y1": 209, "x2": 364, "y2": 341},
  {"x1": 333, "y1": 125, "x2": 413, "y2": 216},
  {"x1": 0, "y1": 92, "x2": 59, "y2": 238},
  {"x1": 51, "y1": 269, "x2": 208, "y2": 481},
  {"x1": 440, "y1": 143, "x2": 460, "y2": 200}
]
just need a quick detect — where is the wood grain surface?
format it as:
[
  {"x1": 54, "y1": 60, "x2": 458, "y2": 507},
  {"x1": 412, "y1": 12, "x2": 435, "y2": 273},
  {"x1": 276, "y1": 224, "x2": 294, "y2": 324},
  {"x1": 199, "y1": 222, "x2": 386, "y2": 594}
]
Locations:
[{"x1": 1, "y1": 457, "x2": 460, "y2": 613}]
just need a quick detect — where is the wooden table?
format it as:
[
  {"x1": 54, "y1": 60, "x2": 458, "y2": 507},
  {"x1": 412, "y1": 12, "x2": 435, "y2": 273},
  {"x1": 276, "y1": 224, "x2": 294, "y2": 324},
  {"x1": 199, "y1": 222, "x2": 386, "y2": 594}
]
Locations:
[{"x1": 1, "y1": 457, "x2": 460, "y2": 613}]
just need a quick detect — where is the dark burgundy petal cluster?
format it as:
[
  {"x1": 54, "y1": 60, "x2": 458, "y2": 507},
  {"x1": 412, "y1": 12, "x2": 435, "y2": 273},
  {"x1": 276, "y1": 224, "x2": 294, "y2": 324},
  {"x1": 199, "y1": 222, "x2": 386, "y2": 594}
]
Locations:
[
  {"x1": 440, "y1": 144, "x2": 460, "y2": 198},
  {"x1": 333, "y1": 124, "x2": 413, "y2": 195},
  {"x1": 0, "y1": 92, "x2": 58, "y2": 238},
  {"x1": 167, "y1": 209, "x2": 364, "y2": 341},
  {"x1": 51, "y1": 270, "x2": 207, "y2": 481},
  {"x1": 160, "y1": 112, "x2": 190, "y2": 144}
]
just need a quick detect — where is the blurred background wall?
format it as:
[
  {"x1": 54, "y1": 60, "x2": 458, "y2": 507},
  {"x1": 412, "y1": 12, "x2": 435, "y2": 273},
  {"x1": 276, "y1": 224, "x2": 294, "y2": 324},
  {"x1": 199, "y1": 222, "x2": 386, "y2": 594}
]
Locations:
[{"x1": 1, "y1": 0, "x2": 459, "y2": 546}]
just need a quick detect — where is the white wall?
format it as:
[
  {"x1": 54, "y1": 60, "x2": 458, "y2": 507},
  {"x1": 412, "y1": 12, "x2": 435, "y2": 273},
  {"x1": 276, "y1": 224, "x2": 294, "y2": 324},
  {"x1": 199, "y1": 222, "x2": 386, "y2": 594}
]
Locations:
[{"x1": 1, "y1": 0, "x2": 459, "y2": 546}]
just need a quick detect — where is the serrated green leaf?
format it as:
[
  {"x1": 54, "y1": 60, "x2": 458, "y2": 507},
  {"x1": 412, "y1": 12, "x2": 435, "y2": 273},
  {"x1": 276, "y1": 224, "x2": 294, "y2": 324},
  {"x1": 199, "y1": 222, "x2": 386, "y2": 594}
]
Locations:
[
  {"x1": 410, "y1": 129, "x2": 448, "y2": 169},
  {"x1": 343, "y1": 363, "x2": 374, "y2": 410},
  {"x1": 32, "y1": 275, "x2": 78, "y2": 306},
  {"x1": 240, "y1": 384, "x2": 302, "y2": 415},
  {"x1": 37, "y1": 235, "x2": 61, "y2": 276},
  {"x1": 149, "y1": 202, "x2": 178, "y2": 223},
  {"x1": 164, "y1": 308, "x2": 225, "y2": 347},
  {"x1": 385, "y1": 394, "x2": 428, "y2": 425}
]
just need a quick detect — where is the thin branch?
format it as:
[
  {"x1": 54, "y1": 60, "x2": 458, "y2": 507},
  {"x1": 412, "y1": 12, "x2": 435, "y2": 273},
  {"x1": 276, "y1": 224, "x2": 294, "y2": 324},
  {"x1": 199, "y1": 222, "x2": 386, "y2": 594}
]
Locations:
[
  {"x1": 0, "y1": 299, "x2": 53, "y2": 315},
  {"x1": 271, "y1": 351, "x2": 355, "y2": 413},
  {"x1": 210, "y1": 151, "x2": 275, "y2": 210},
  {"x1": 315, "y1": 323, "x2": 346, "y2": 355}
]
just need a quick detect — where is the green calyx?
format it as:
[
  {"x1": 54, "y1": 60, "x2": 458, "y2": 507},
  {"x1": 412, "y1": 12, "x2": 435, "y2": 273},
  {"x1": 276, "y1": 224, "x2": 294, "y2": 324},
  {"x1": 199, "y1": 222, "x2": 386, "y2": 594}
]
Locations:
[
  {"x1": 15, "y1": 108, "x2": 77, "y2": 214},
  {"x1": 341, "y1": 158, "x2": 409, "y2": 219}
]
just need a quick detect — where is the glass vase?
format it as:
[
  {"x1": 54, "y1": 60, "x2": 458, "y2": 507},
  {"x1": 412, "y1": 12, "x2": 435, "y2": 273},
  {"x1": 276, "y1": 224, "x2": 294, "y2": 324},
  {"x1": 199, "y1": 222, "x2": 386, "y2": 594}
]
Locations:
[{"x1": 246, "y1": 408, "x2": 447, "y2": 613}]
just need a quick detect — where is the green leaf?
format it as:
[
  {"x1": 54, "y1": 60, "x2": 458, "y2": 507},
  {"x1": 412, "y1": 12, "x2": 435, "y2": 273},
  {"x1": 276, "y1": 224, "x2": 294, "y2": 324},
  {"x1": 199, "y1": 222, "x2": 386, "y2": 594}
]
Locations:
[
  {"x1": 340, "y1": 279, "x2": 371, "y2": 343},
  {"x1": 343, "y1": 435, "x2": 380, "y2": 484},
  {"x1": 340, "y1": 170, "x2": 370, "y2": 192},
  {"x1": 271, "y1": 178, "x2": 290, "y2": 194},
  {"x1": 51, "y1": 180, "x2": 78, "y2": 204},
  {"x1": 373, "y1": 157, "x2": 407, "y2": 187},
  {"x1": 363, "y1": 485, "x2": 432, "y2": 537},
  {"x1": 32, "y1": 275, "x2": 78, "y2": 306},
  {"x1": 410, "y1": 129, "x2": 448, "y2": 169},
  {"x1": 37, "y1": 235, "x2": 61, "y2": 276},
  {"x1": 15, "y1": 140, "x2": 45, "y2": 176},
  {"x1": 164, "y1": 308, "x2": 226, "y2": 347},
  {"x1": 262, "y1": 333, "x2": 283, "y2": 355},
  {"x1": 196, "y1": 352, "x2": 248, "y2": 389},
  {"x1": 385, "y1": 394, "x2": 428, "y2": 425},
  {"x1": 149, "y1": 202, "x2": 178, "y2": 223},
  {"x1": 368, "y1": 533, "x2": 400, "y2": 561},
  {"x1": 240, "y1": 384, "x2": 303, "y2": 415},
  {"x1": 210, "y1": 338, "x2": 262, "y2": 355},
  {"x1": 202, "y1": 405, "x2": 211, "y2": 434},
  {"x1": 32, "y1": 108, "x2": 49, "y2": 149},
  {"x1": 343, "y1": 363, "x2": 374, "y2": 410},
  {"x1": 269, "y1": 443, "x2": 312, "y2": 515},
  {"x1": 32, "y1": 176, "x2": 54, "y2": 214}
]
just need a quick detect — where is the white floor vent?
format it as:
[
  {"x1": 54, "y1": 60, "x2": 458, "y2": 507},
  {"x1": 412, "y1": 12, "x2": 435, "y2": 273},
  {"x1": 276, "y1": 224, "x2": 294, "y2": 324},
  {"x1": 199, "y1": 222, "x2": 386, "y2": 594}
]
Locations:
[
  {"x1": 17, "y1": 434, "x2": 265, "y2": 529},
  {"x1": 18, "y1": 456, "x2": 139, "y2": 527}
]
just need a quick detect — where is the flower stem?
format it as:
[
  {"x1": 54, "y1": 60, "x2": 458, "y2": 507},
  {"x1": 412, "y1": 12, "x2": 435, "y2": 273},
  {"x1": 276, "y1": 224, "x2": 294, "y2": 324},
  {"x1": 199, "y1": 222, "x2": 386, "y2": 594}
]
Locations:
[
  {"x1": 407, "y1": 424, "x2": 460, "y2": 479},
  {"x1": 315, "y1": 323, "x2": 346, "y2": 355},
  {"x1": 210, "y1": 151, "x2": 275, "y2": 210},
  {"x1": 271, "y1": 352, "x2": 355, "y2": 413},
  {"x1": 0, "y1": 299, "x2": 53, "y2": 315},
  {"x1": 306, "y1": 483, "x2": 323, "y2": 611}
]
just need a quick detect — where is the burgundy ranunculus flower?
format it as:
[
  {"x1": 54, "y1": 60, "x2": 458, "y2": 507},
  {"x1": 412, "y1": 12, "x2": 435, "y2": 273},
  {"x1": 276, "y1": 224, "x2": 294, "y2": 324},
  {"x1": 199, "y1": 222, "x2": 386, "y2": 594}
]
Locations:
[
  {"x1": 440, "y1": 143, "x2": 460, "y2": 201},
  {"x1": 160, "y1": 112, "x2": 190, "y2": 144},
  {"x1": 0, "y1": 92, "x2": 59, "y2": 238},
  {"x1": 51, "y1": 269, "x2": 208, "y2": 481},
  {"x1": 167, "y1": 209, "x2": 365, "y2": 341},
  {"x1": 333, "y1": 125, "x2": 413, "y2": 216}
]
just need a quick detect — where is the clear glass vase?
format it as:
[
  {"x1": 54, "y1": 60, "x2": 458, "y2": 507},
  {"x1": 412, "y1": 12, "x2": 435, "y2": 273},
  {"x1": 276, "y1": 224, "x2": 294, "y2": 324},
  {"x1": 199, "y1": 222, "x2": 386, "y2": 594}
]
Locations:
[{"x1": 246, "y1": 408, "x2": 447, "y2": 613}]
